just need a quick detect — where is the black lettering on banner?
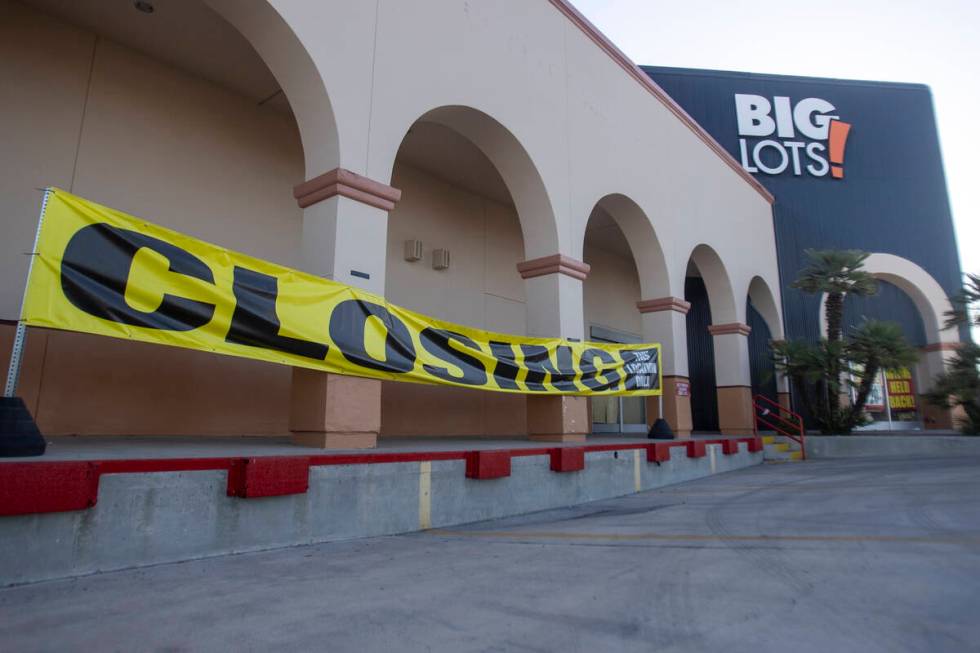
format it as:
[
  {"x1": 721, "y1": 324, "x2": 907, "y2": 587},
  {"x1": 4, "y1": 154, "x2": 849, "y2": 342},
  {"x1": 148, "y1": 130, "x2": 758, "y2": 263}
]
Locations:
[
  {"x1": 329, "y1": 299, "x2": 416, "y2": 373},
  {"x1": 61, "y1": 223, "x2": 215, "y2": 331},
  {"x1": 488, "y1": 341, "x2": 520, "y2": 390},
  {"x1": 621, "y1": 348, "x2": 660, "y2": 391},
  {"x1": 519, "y1": 344, "x2": 554, "y2": 392},
  {"x1": 225, "y1": 266, "x2": 328, "y2": 360},
  {"x1": 579, "y1": 348, "x2": 622, "y2": 391},
  {"x1": 520, "y1": 344, "x2": 577, "y2": 392},
  {"x1": 553, "y1": 345, "x2": 582, "y2": 392},
  {"x1": 420, "y1": 328, "x2": 487, "y2": 386}
]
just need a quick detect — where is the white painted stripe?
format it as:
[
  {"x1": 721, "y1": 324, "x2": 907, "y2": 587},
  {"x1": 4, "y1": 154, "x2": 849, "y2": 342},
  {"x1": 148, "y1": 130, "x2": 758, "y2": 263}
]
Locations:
[
  {"x1": 709, "y1": 445, "x2": 717, "y2": 473},
  {"x1": 419, "y1": 461, "x2": 432, "y2": 530}
]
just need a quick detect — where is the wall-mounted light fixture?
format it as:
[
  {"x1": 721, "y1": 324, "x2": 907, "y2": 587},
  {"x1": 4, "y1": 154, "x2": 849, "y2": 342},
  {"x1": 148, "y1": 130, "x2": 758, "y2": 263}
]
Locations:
[
  {"x1": 432, "y1": 248, "x2": 451, "y2": 271},
  {"x1": 404, "y1": 239, "x2": 423, "y2": 262}
]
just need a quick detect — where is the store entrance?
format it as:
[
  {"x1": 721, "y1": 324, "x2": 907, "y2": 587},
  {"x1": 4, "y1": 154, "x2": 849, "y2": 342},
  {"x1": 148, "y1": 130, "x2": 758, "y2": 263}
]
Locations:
[
  {"x1": 853, "y1": 366, "x2": 923, "y2": 431},
  {"x1": 589, "y1": 326, "x2": 647, "y2": 434}
]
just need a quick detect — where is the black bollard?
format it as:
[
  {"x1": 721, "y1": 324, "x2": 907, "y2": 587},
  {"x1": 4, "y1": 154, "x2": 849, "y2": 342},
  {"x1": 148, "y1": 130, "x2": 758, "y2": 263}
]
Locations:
[
  {"x1": 0, "y1": 396, "x2": 46, "y2": 457},
  {"x1": 647, "y1": 417, "x2": 674, "y2": 440}
]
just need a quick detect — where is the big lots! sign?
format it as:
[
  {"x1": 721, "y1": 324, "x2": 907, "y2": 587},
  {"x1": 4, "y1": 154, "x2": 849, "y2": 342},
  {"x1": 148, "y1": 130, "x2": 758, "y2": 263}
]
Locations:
[{"x1": 734, "y1": 94, "x2": 852, "y2": 179}]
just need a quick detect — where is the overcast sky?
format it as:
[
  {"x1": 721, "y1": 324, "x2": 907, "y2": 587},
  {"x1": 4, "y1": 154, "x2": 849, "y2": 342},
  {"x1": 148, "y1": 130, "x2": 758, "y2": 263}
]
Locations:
[{"x1": 573, "y1": 0, "x2": 978, "y2": 284}]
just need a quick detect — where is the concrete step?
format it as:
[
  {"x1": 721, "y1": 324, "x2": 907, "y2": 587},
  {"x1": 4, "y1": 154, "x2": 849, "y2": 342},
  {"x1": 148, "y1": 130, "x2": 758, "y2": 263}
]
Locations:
[{"x1": 763, "y1": 442, "x2": 804, "y2": 462}]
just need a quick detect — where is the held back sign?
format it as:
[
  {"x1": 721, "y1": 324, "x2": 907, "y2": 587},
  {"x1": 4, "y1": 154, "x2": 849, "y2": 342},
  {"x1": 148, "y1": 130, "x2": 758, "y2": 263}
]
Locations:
[{"x1": 22, "y1": 189, "x2": 662, "y2": 397}]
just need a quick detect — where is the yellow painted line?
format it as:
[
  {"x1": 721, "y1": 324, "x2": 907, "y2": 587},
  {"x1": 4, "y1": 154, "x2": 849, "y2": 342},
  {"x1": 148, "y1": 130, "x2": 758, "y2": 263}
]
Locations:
[
  {"x1": 773, "y1": 443, "x2": 790, "y2": 452},
  {"x1": 419, "y1": 461, "x2": 432, "y2": 530},
  {"x1": 762, "y1": 436, "x2": 776, "y2": 444},
  {"x1": 633, "y1": 449, "x2": 642, "y2": 492},
  {"x1": 426, "y1": 529, "x2": 980, "y2": 546}
]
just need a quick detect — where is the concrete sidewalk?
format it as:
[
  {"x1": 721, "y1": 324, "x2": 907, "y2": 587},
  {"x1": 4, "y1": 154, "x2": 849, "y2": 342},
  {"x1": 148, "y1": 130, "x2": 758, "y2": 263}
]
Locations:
[{"x1": 2, "y1": 456, "x2": 978, "y2": 652}]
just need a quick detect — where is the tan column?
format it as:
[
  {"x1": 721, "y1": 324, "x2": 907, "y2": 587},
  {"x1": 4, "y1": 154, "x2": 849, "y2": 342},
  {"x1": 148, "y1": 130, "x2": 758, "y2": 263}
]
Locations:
[
  {"x1": 288, "y1": 168, "x2": 400, "y2": 449},
  {"x1": 918, "y1": 342, "x2": 961, "y2": 430},
  {"x1": 518, "y1": 255, "x2": 589, "y2": 442},
  {"x1": 638, "y1": 297, "x2": 693, "y2": 438},
  {"x1": 709, "y1": 322, "x2": 755, "y2": 435}
]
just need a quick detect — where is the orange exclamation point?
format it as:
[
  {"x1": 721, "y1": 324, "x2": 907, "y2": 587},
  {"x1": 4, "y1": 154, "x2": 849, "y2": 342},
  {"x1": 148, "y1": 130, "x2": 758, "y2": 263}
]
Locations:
[{"x1": 829, "y1": 120, "x2": 851, "y2": 179}]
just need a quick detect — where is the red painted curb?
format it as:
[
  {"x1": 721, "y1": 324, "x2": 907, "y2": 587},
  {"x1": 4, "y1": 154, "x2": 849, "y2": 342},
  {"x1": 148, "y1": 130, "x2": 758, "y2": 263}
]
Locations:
[
  {"x1": 227, "y1": 457, "x2": 310, "y2": 498},
  {"x1": 465, "y1": 450, "x2": 512, "y2": 480},
  {"x1": 550, "y1": 447, "x2": 585, "y2": 473},
  {"x1": 686, "y1": 441, "x2": 707, "y2": 458},
  {"x1": 0, "y1": 461, "x2": 100, "y2": 516},
  {"x1": 1, "y1": 437, "x2": 763, "y2": 515}
]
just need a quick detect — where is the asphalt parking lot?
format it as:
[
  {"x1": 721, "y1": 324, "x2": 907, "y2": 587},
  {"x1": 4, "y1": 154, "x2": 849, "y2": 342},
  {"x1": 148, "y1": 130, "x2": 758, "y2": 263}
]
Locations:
[{"x1": 2, "y1": 455, "x2": 978, "y2": 652}]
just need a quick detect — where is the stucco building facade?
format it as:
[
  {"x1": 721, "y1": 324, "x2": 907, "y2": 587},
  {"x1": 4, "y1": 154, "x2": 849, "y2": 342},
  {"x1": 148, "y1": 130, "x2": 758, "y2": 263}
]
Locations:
[{"x1": 1, "y1": 0, "x2": 786, "y2": 447}]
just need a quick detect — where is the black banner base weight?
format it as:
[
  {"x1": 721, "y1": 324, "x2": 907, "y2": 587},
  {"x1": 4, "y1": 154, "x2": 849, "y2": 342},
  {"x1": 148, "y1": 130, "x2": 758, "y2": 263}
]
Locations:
[
  {"x1": 648, "y1": 418, "x2": 675, "y2": 440},
  {"x1": 0, "y1": 397, "x2": 46, "y2": 457}
]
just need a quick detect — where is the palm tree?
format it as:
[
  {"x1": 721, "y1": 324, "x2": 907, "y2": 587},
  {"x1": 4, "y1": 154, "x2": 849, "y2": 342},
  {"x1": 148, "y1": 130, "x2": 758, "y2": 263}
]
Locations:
[
  {"x1": 793, "y1": 249, "x2": 878, "y2": 342},
  {"x1": 845, "y1": 320, "x2": 919, "y2": 425},
  {"x1": 792, "y1": 249, "x2": 878, "y2": 423}
]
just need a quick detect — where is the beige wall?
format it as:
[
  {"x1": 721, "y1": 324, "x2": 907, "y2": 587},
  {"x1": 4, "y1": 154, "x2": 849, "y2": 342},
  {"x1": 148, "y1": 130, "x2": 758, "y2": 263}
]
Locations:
[
  {"x1": 382, "y1": 162, "x2": 528, "y2": 436},
  {"x1": 0, "y1": 0, "x2": 791, "y2": 439},
  {"x1": 0, "y1": 1, "x2": 302, "y2": 435},
  {"x1": 582, "y1": 243, "x2": 643, "y2": 339}
]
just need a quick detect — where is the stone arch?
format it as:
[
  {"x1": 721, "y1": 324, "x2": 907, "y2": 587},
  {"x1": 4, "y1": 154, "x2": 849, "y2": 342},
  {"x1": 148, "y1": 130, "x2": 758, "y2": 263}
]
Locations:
[
  {"x1": 385, "y1": 105, "x2": 561, "y2": 259},
  {"x1": 204, "y1": 0, "x2": 340, "y2": 176},
  {"x1": 817, "y1": 253, "x2": 956, "y2": 345},
  {"x1": 582, "y1": 194, "x2": 670, "y2": 299},
  {"x1": 687, "y1": 244, "x2": 739, "y2": 324},
  {"x1": 747, "y1": 276, "x2": 784, "y2": 340}
]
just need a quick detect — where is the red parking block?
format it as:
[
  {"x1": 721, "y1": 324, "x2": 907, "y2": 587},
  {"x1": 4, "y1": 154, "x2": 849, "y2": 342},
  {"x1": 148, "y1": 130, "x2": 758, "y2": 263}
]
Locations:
[
  {"x1": 227, "y1": 456, "x2": 310, "y2": 498},
  {"x1": 721, "y1": 439, "x2": 741, "y2": 455},
  {"x1": 746, "y1": 437, "x2": 763, "y2": 453},
  {"x1": 550, "y1": 447, "x2": 585, "y2": 473},
  {"x1": 686, "y1": 440, "x2": 707, "y2": 458},
  {"x1": 466, "y1": 450, "x2": 511, "y2": 480},
  {"x1": 0, "y1": 461, "x2": 100, "y2": 516},
  {"x1": 647, "y1": 443, "x2": 672, "y2": 462}
]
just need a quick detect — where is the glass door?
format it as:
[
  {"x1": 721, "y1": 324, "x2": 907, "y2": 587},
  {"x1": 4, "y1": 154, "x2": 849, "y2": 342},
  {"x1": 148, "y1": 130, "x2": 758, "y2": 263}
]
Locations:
[{"x1": 589, "y1": 325, "x2": 647, "y2": 434}]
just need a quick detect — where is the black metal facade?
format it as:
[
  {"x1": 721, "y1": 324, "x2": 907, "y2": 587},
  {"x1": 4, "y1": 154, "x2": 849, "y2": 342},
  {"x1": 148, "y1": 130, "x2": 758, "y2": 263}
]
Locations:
[{"x1": 645, "y1": 67, "x2": 963, "y2": 421}]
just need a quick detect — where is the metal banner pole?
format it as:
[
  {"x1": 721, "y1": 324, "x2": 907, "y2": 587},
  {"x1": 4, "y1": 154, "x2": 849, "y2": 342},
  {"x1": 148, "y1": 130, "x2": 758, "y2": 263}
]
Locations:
[
  {"x1": 3, "y1": 188, "x2": 50, "y2": 398},
  {"x1": 882, "y1": 370, "x2": 894, "y2": 431}
]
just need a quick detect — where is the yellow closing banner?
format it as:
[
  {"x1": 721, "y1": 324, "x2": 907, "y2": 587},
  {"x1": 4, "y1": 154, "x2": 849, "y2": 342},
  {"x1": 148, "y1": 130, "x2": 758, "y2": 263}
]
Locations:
[{"x1": 22, "y1": 188, "x2": 662, "y2": 396}]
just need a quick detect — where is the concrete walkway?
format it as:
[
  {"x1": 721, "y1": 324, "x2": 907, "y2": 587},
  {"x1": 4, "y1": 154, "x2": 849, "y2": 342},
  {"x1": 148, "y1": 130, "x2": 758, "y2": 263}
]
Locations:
[{"x1": 2, "y1": 456, "x2": 978, "y2": 652}]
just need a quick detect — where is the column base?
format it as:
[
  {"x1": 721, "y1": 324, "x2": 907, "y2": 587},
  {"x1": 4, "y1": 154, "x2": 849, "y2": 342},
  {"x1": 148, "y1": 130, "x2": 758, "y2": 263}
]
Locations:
[
  {"x1": 290, "y1": 431, "x2": 378, "y2": 449},
  {"x1": 527, "y1": 396, "x2": 589, "y2": 441},
  {"x1": 289, "y1": 369, "x2": 380, "y2": 449},
  {"x1": 646, "y1": 377, "x2": 693, "y2": 439},
  {"x1": 717, "y1": 385, "x2": 754, "y2": 435}
]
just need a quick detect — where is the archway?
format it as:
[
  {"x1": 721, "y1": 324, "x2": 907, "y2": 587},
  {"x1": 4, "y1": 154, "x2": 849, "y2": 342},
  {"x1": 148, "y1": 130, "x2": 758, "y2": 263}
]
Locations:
[
  {"x1": 684, "y1": 245, "x2": 740, "y2": 432},
  {"x1": 816, "y1": 253, "x2": 960, "y2": 430},
  {"x1": 5, "y1": 0, "x2": 335, "y2": 437},
  {"x1": 746, "y1": 276, "x2": 783, "y2": 404},
  {"x1": 385, "y1": 106, "x2": 560, "y2": 260},
  {"x1": 380, "y1": 106, "x2": 558, "y2": 437},
  {"x1": 818, "y1": 253, "x2": 956, "y2": 346},
  {"x1": 581, "y1": 194, "x2": 667, "y2": 434}
]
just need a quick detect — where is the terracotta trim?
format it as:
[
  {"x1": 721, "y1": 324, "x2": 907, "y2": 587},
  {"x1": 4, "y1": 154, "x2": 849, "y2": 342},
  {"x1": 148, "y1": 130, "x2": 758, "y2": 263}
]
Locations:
[
  {"x1": 293, "y1": 168, "x2": 402, "y2": 211},
  {"x1": 517, "y1": 254, "x2": 591, "y2": 281},
  {"x1": 636, "y1": 296, "x2": 691, "y2": 315},
  {"x1": 708, "y1": 322, "x2": 752, "y2": 336},
  {"x1": 546, "y1": 0, "x2": 774, "y2": 205},
  {"x1": 920, "y1": 342, "x2": 962, "y2": 353}
]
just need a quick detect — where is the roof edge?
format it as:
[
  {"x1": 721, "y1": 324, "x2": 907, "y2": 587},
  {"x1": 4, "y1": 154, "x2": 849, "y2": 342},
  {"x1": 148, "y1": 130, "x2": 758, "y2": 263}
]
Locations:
[{"x1": 547, "y1": 0, "x2": 774, "y2": 205}]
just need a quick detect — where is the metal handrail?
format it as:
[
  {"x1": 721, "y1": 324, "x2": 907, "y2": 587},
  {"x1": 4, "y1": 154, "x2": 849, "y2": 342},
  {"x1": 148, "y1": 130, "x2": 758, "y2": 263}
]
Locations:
[{"x1": 752, "y1": 394, "x2": 806, "y2": 460}]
